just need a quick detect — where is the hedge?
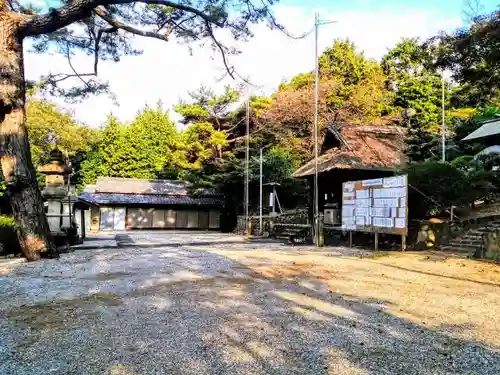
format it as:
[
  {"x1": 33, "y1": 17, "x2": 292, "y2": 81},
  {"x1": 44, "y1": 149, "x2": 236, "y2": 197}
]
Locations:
[{"x1": 0, "y1": 215, "x2": 21, "y2": 257}]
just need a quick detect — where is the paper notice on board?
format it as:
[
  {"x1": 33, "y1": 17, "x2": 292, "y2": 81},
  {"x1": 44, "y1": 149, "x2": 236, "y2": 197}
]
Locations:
[
  {"x1": 344, "y1": 182, "x2": 355, "y2": 191},
  {"x1": 355, "y1": 199, "x2": 371, "y2": 208},
  {"x1": 383, "y1": 175, "x2": 406, "y2": 188},
  {"x1": 342, "y1": 206, "x2": 355, "y2": 217},
  {"x1": 343, "y1": 192, "x2": 355, "y2": 199},
  {"x1": 395, "y1": 218, "x2": 406, "y2": 228},
  {"x1": 362, "y1": 178, "x2": 383, "y2": 186},
  {"x1": 374, "y1": 187, "x2": 405, "y2": 198},
  {"x1": 391, "y1": 207, "x2": 398, "y2": 218},
  {"x1": 356, "y1": 189, "x2": 370, "y2": 199},
  {"x1": 355, "y1": 207, "x2": 369, "y2": 216},
  {"x1": 398, "y1": 207, "x2": 406, "y2": 218},
  {"x1": 342, "y1": 217, "x2": 356, "y2": 230},
  {"x1": 373, "y1": 217, "x2": 394, "y2": 228},
  {"x1": 373, "y1": 198, "x2": 399, "y2": 207},
  {"x1": 371, "y1": 207, "x2": 390, "y2": 217},
  {"x1": 355, "y1": 216, "x2": 365, "y2": 226}
]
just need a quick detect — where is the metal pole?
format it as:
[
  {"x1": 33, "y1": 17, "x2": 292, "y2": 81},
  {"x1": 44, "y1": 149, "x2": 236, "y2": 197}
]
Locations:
[
  {"x1": 313, "y1": 11, "x2": 320, "y2": 247},
  {"x1": 244, "y1": 95, "x2": 250, "y2": 233},
  {"x1": 259, "y1": 147, "x2": 263, "y2": 235},
  {"x1": 441, "y1": 71, "x2": 446, "y2": 162}
]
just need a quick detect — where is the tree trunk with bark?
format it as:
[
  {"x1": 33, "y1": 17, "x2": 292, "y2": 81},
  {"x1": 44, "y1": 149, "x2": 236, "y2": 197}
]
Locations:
[{"x1": 0, "y1": 11, "x2": 57, "y2": 261}]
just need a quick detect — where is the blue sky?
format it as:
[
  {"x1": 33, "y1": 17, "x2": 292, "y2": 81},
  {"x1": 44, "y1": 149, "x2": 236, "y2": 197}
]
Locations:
[
  {"x1": 282, "y1": 0, "x2": 498, "y2": 15},
  {"x1": 25, "y1": 0, "x2": 498, "y2": 127}
]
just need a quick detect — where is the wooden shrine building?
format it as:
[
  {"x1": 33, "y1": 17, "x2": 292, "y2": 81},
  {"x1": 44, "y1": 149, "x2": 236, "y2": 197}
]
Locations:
[{"x1": 293, "y1": 124, "x2": 407, "y2": 225}]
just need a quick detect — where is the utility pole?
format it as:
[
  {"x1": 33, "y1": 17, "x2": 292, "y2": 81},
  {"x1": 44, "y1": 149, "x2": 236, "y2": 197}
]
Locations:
[
  {"x1": 244, "y1": 95, "x2": 250, "y2": 234},
  {"x1": 259, "y1": 147, "x2": 263, "y2": 235},
  {"x1": 313, "y1": 11, "x2": 336, "y2": 247},
  {"x1": 441, "y1": 71, "x2": 446, "y2": 162},
  {"x1": 313, "y1": 11, "x2": 319, "y2": 247}
]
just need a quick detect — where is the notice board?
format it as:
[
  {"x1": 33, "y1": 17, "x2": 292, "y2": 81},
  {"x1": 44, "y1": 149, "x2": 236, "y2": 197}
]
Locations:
[{"x1": 341, "y1": 175, "x2": 408, "y2": 235}]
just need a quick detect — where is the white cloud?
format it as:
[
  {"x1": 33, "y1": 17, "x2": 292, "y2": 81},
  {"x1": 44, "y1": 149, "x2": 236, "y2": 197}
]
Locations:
[{"x1": 24, "y1": 5, "x2": 462, "y2": 128}]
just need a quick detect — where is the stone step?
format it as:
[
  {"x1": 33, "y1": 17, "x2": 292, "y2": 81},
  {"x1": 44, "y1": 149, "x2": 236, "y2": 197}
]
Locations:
[
  {"x1": 279, "y1": 231, "x2": 308, "y2": 237},
  {"x1": 456, "y1": 239, "x2": 483, "y2": 245},
  {"x1": 475, "y1": 226, "x2": 500, "y2": 233},
  {"x1": 441, "y1": 245, "x2": 474, "y2": 254},
  {"x1": 459, "y1": 239, "x2": 483, "y2": 244},
  {"x1": 275, "y1": 235, "x2": 291, "y2": 241},
  {"x1": 461, "y1": 234, "x2": 483, "y2": 240},
  {"x1": 447, "y1": 242, "x2": 482, "y2": 250}
]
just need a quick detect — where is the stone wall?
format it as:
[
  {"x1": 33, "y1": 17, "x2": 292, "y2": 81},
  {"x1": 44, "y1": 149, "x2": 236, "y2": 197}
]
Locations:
[
  {"x1": 235, "y1": 211, "x2": 456, "y2": 252},
  {"x1": 478, "y1": 231, "x2": 500, "y2": 260},
  {"x1": 235, "y1": 210, "x2": 309, "y2": 235}
]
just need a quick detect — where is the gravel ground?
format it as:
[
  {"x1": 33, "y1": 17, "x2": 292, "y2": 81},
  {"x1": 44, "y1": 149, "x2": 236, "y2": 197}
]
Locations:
[{"x1": 0, "y1": 232, "x2": 499, "y2": 375}]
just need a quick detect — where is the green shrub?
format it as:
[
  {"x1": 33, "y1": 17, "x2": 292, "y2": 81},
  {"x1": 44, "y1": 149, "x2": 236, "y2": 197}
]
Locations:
[
  {"x1": 405, "y1": 158, "x2": 500, "y2": 218},
  {"x1": 405, "y1": 161, "x2": 470, "y2": 218},
  {"x1": 0, "y1": 215, "x2": 21, "y2": 257}
]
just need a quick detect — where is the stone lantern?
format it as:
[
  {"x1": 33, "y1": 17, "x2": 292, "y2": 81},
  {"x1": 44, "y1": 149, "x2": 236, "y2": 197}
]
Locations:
[{"x1": 38, "y1": 148, "x2": 73, "y2": 233}]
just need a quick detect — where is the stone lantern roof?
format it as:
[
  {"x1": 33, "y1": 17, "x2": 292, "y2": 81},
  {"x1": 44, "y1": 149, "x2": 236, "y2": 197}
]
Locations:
[
  {"x1": 38, "y1": 148, "x2": 72, "y2": 176},
  {"x1": 38, "y1": 148, "x2": 72, "y2": 198}
]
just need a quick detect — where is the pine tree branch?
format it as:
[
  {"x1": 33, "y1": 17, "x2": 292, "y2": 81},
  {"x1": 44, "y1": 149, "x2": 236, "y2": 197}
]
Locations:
[
  {"x1": 20, "y1": 0, "x2": 98, "y2": 36},
  {"x1": 204, "y1": 20, "x2": 234, "y2": 79},
  {"x1": 110, "y1": 0, "x2": 225, "y2": 27},
  {"x1": 20, "y1": 0, "x2": 225, "y2": 37},
  {"x1": 93, "y1": 7, "x2": 171, "y2": 41},
  {"x1": 66, "y1": 42, "x2": 94, "y2": 88}
]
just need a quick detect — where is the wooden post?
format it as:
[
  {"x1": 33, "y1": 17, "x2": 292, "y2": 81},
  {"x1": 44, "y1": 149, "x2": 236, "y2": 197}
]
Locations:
[
  {"x1": 402, "y1": 234, "x2": 407, "y2": 252},
  {"x1": 349, "y1": 231, "x2": 353, "y2": 248},
  {"x1": 374, "y1": 232, "x2": 379, "y2": 251}
]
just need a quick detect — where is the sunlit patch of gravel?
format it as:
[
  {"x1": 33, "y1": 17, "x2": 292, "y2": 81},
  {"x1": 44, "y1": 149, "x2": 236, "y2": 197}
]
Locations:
[{"x1": 0, "y1": 233, "x2": 499, "y2": 375}]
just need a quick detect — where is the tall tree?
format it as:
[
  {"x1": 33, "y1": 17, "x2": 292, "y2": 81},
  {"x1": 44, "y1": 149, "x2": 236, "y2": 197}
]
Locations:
[
  {"x1": 381, "y1": 38, "x2": 448, "y2": 161},
  {"x1": 26, "y1": 98, "x2": 96, "y2": 168},
  {"x1": 266, "y1": 38, "x2": 391, "y2": 160},
  {"x1": 381, "y1": 38, "x2": 443, "y2": 131},
  {"x1": 78, "y1": 114, "x2": 124, "y2": 188},
  {"x1": 79, "y1": 103, "x2": 184, "y2": 185},
  {"x1": 175, "y1": 85, "x2": 239, "y2": 158},
  {"x1": 0, "y1": 0, "x2": 283, "y2": 260},
  {"x1": 435, "y1": 10, "x2": 500, "y2": 107},
  {"x1": 181, "y1": 121, "x2": 228, "y2": 170}
]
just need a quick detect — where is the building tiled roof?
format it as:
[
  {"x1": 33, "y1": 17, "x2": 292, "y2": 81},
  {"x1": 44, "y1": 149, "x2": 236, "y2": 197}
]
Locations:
[
  {"x1": 94, "y1": 177, "x2": 217, "y2": 196},
  {"x1": 462, "y1": 119, "x2": 500, "y2": 141},
  {"x1": 293, "y1": 125, "x2": 406, "y2": 178},
  {"x1": 78, "y1": 192, "x2": 223, "y2": 207}
]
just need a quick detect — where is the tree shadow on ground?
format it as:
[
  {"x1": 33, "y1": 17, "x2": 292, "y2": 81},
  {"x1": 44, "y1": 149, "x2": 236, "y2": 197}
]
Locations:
[
  {"x1": 1, "y1": 245, "x2": 499, "y2": 375},
  {"x1": 360, "y1": 259, "x2": 500, "y2": 288}
]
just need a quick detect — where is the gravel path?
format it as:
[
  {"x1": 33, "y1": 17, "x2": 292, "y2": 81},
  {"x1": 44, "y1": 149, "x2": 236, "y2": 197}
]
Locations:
[{"x1": 0, "y1": 232, "x2": 499, "y2": 375}]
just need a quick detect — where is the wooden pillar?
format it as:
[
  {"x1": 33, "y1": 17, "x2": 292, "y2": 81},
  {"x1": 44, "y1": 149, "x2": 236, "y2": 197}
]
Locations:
[
  {"x1": 81, "y1": 209, "x2": 85, "y2": 240},
  {"x1": 374, "y1": 232, "x2": 379, "y2": 251}
]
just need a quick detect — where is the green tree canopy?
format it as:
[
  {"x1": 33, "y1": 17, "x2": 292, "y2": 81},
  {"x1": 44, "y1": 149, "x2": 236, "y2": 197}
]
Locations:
[
  {"x1": 78, "y1": 103, "x2": 185, "y2": 187},
  {"x1": 435, "y1": 10, "x2": 500, "y2": 107},
  {"x1": 381, "y1": 38, "x2": 445, "y2": 132},
  {"x1": 266, "y1": 38, "x2": 391, "y2": 160},
  {"x1": 26, "y1": 99, "x2": 96, "y2": 167}
]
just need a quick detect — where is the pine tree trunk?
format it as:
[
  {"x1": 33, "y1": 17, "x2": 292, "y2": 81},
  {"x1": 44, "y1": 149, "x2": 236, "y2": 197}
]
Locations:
[{"x1": 0, "y1": 15, "x2": 57, "y2": 261}]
